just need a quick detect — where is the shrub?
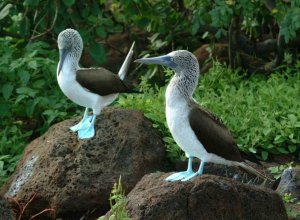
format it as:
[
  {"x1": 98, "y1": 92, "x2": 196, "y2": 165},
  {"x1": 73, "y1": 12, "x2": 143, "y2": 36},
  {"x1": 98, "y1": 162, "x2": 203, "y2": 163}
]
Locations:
[{"x1": 0, "y1": 38, "x2": 79, "y2": 185}]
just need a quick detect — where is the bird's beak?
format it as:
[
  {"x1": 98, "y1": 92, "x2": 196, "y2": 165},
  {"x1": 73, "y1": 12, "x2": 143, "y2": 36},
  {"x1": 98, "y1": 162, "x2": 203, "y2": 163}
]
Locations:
[
  {"x1": 57, "y1": 48, "x2": 68, "y2": 75},
  {"x1": 135, "y1": 55, "x2": 177, "y2": 69}
]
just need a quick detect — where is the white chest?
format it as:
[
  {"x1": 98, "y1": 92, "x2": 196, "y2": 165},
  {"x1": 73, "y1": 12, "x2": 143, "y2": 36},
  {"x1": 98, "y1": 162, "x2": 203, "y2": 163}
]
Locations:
[
  {"x1": 165, "y1": 85, "x2": 207, "y2": 159},
  {"x1": 57, "y1": 60, "x2": 99, "y2": 109}
]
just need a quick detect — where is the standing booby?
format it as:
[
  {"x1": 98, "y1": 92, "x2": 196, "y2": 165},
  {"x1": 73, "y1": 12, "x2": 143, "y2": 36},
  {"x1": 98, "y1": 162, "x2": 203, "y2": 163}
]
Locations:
[
  {"x1": 135, "y1": 50, "x2": 269, "y2": 182},
  {"x1": 57, "y1": 28, "x2": 135, "y2": 139}
]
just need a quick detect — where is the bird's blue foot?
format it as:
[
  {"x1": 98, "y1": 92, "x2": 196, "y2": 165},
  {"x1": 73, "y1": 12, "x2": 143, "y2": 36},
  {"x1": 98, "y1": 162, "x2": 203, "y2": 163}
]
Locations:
[
  {"x1": 70, "y1": 115, "x2": 92, "y2": 132},
  {"x1": 165, "y1": 158, "x2": 206, "y2": 182},
  {"x1": 70, "y1": 108, "x2": 92, "y2": 132},
  {"x1": 78, "y1": 124, "x2": 95, "y2": 139},
  {"x1": 181, "y1": 161, "x2": 206, "y2": 181},
  {"x1": 77, "y1": 115, "x2": 96, "y2": 139},
  {"x1": 165, "y1": 170, "x2": 195, "y2": 182}
]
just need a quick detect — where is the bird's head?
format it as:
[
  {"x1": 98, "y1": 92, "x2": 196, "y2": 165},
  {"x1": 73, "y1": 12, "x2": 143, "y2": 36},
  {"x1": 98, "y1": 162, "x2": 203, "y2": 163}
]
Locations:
[
  {"x1": 57, "y1": 28, "x2": 83, "y2": 74},
  {"x1": 135, "y1": 50, "x2": 199, "y2": 77}
]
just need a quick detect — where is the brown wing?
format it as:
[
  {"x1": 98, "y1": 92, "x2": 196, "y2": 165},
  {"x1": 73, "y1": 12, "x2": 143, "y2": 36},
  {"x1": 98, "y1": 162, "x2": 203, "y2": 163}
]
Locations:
[
  {"x1": 76, "y1": 68, "x2": 130, "y2": 96},
  {"x1": 188, "y1": 102, "x2": 242, "y2": 162}
]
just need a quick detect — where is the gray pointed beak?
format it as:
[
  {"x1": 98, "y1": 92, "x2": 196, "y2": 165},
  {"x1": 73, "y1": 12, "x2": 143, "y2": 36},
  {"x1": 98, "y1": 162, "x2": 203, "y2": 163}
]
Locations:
[
  {"x1": 135, "y1": 55, "x2": 177, "y2": 69},
  {"x1": 57, "y1": 48, "x2": 68, "y2": 75}
]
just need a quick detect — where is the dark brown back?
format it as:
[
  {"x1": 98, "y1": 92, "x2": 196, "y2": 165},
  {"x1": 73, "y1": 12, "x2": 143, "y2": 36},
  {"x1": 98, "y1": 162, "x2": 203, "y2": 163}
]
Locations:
[
  {"x1": 76, "y1": 68, "x2": 129, "y2": 96},
  {"x1": 188, "y1": 103, "x2": 243, "y2": 162}
]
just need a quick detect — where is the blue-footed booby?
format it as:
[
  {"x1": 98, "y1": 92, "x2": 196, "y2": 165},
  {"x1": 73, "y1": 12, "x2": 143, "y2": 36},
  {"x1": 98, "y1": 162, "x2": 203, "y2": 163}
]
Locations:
[
  {"x1": 135, "y1": 50, "x2": 270, "y2": 182},
  {"x1": 57, "y1": 28, "x2": 135, "y2": 139}
]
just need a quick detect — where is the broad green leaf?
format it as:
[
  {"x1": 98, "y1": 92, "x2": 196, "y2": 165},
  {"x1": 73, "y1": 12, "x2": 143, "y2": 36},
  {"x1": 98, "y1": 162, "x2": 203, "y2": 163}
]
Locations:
[
  {"x1": 274, "y1": 135, "x2": 286, "y2": 144},
  {"x1": 18, "y1": 70, "x2": 31, "y2": 85},
  {"x1": 81, "y1": 7, "x2": 90, "y2": 18},
  {"x1": 276, "y1": 147, "x2": 289, "y2": 154},
  {"x1": 0, "y1": 99, "x2": 10, "y2": 117},
  {"x1": 88, "y1": 42, "x2": 106, "y2": 64},
  {"x1": 249, "y1": 147, "x2": 257, "y2": 153},
  {"x1": 26, "y1": 100, "x2": 35, "y2": 117},
  {"x1": 15, "y1": 94, "x2": 26, "y2": 103},
  {"x1": 28, "y1": 60, "x2": 37, "y2": 70},
  {"x1": 261, "y1": 151, "x2": 268, "y2": 160},
  {"x1": 33, "y1": 79, "x2": 46, "y2": 89},
  {"x1": 288, "y1": 145, "x2": 297, "y2": 153},
  {"x1": 96, "y1": 27, "x2": 107, "y2": 38},
  {"x1": 16, "y1": 87, "x2": 37, "y2": 97},
  {"x1": 2, "y1": 83, "x2": 13, "y2": 100},
  {"x1": 288, "y1": 114, "x2": 297, "y2": 124},
  {"x1": 192, "y1": 21, "x2": 200, "y2": 35},
  {"x1": 62, "y1": 0, "x2": 75, "y2": 7}
]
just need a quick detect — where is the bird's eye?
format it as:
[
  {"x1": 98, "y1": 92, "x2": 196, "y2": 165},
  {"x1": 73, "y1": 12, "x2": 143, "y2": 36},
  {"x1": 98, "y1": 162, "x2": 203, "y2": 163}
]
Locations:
[{"x1": 170, "y1": 57, "x2": 174, "y2": 62}]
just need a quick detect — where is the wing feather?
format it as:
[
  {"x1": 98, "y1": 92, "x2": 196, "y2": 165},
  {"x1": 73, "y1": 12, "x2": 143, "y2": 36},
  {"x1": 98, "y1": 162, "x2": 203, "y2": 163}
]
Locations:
[
  {"x1": 188, "y1": 102, "x2": 242, "y2": 162},
  {"x1": 76, "y1": 68, "x2": 129, "y2": 96}
]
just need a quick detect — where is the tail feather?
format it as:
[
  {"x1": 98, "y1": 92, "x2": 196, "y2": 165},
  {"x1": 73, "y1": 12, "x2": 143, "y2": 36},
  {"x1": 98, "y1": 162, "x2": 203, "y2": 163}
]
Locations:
[
  {"x1": 118, "y1": 41, "x2": 135, "y2": 80},
  {"x1": 239, "y1": 162, "x2": 274, "y2": 182}
]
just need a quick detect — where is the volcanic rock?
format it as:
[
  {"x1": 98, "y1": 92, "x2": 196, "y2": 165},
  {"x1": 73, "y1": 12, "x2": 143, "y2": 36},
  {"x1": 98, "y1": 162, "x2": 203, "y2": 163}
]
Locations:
[{"x1": 1, "y1": 108, "x2": 165, "y2": 219}]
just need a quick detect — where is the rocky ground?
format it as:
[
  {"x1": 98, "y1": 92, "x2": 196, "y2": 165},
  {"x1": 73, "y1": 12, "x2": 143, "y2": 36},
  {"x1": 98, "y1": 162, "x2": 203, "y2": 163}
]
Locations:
[{"x1": 0, "y1": 107, "x2": 299, "y2": 220}]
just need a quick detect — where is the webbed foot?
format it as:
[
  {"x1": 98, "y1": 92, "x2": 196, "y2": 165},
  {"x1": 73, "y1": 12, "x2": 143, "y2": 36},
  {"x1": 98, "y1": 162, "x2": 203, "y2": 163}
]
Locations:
[
  {"x1": 78, "y1": 124, "x2": 95, "y2": 139},
  {"x1": 165, "y1": 170, "x2": 195, "y2": 182},
  {"x1": 77, "y1": 114, "x2": 96, "y2": 139},
  {"x1": 70, "y1": 115, "x2": 92, "y2": 132}
]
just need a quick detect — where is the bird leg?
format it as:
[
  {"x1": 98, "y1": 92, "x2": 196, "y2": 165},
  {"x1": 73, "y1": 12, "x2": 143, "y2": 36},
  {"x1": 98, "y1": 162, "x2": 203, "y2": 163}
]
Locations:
[
  {"x1": 70, "y1": 108, "x2": 92, "y2": 132},
  {"x1": 165, "y1": 157, "x2": 195, "y2": 182},
  {"x1": 181, "y1": 161, "x2": 206, "y2": 181},
  {"x1": 78, "y1": 114, "x2": 96, "y2": 139}
]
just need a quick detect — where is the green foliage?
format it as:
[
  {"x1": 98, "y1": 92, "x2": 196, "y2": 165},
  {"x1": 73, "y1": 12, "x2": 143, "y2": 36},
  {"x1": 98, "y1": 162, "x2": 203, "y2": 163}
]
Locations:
[
  {"x1": 1, "y1": 0, "x2": 300, "y2": 69},
  {"x1": 0, "y1": 155, "x2": 20, "y2": 186},
  {"x1": 280, "y1": 8, "x2": 300, "y2": 43},
  {"x1": 0, "y1": 38, "x2": 78, "y2": 185},
  {"x1": 196, "y1": 63, "x2": 300, "y2": 160},
  {"x1": 98, "y1": 176, "x2": 131, "y2": 220},
  {"x1": 189, "y1": 0, "x2": 300, "y2": 43},
  {"x1": 118, "y1": 63, "x2": 300, "y2": 161},
  {"x1": 282, "y1": 193, "x2": 299, "y2": 218},
  {"x1": 287, "y1": 209, "x2": 299, "y2": 218},
  {"x1": 0, "y1": 1, "x2": 125, "y2": 64},
  {"x1": 282, "y1": 193, "x2": 297, "y2": 204},
  {"x1": 267, "y1": 162, "x2": 294, "y2": 180}
]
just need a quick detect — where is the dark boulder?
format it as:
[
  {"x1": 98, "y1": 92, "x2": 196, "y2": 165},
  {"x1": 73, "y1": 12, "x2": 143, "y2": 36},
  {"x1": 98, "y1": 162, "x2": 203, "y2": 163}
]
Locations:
[
  {"x1": 0, "y1": 196, "x2": 15, "y2": 220},
  {"x1": 122, "y1": 172, "x2": 287, "y2": 220},
  {"x1": 1, "y1": 108, "x2": 166, "y2": 219}
]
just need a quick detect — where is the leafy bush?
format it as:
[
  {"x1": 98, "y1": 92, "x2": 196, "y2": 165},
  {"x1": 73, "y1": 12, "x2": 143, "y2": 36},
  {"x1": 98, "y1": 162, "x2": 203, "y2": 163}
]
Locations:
[
  {"x1": 2, "y1": 1, "x2": 299, "y2": 68},
  {"x1": 0, "y1": 0, "x2": 124, "y2": 64},
  {"x1": 118, "y1": 63, "x2": 300, "y2": 161},
  {"x1": 0, "y1": 38, "x2": 79, "y2": 185}
]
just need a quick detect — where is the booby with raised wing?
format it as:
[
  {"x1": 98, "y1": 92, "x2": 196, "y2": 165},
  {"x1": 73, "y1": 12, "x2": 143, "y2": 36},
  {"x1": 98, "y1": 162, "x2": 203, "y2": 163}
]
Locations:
[
  {"x1": 57, "y1": 28, "x2": 135, "y2": 139},
  {"x1": 135, "y1": 50, "x2": 269, "y2": 181}
]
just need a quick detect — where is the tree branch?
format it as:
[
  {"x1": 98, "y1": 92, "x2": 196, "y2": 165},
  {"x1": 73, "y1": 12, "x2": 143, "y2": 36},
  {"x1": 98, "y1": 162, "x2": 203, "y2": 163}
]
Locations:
[{"x1": 228, "y1": 16, "x2": 240, "y2": 69}]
